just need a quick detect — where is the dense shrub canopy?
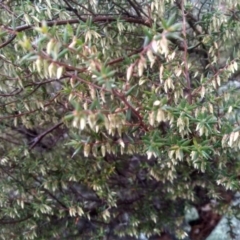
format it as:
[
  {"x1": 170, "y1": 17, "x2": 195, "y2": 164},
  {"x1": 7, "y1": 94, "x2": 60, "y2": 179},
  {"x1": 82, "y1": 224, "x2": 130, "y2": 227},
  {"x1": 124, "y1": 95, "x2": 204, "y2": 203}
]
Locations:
[{"x1": 1, "y1": 0, "x2": 240, "y2": 239}]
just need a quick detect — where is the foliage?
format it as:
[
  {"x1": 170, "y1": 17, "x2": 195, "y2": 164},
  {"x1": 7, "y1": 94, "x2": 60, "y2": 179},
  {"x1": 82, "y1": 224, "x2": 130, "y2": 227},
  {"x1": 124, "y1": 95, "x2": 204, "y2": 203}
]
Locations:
[{"x1": 1, "y1": 0, "x2": 240, "y2": 239}]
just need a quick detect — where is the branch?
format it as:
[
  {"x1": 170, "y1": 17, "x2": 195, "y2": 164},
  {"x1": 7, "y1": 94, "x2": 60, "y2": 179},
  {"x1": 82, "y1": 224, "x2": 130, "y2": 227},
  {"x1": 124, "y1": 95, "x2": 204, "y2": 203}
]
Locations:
[
  {"x1": 108, "y1": 47, "x2": 143, "y2": 65},
  {"x1": 3, "y1": 16, "x2": 150, "y2": 33},
  {"x1": 0, "y1": 93, "x2": 60, "y2": 120},
  {"x1": 30, "y1": 175, "x2": 68, "y2": 209},
  {"x1": 0, "y1": 215, "x2": 32, "y2": 225},
  {"x1": 0, "y1": 34, "x2": 16, "y2": 49},
  {"x1": 68, "y1": 0, "x2": 95, "y2": 15},
  {"x1": 175, "y1": 0, "x2": 210, "y2": 69},
  {"x1": 29, "y1": 122, "x2": 63, "y2": 150},
  {"x1": 126, "y1": 0, "x2": 142, "y2": 17},
  {"x1": 112, "y1": 89, "x2": 148, "y2": 131},
  {"x1": 0, "y1": 87, "x2": 22, "y2": 96},
  {"x1": 62, "y1": 0, "x2": 84, "y2": 21},
  {"x1": 179, "y1": 0, "x2": 192, "y2": 104}
]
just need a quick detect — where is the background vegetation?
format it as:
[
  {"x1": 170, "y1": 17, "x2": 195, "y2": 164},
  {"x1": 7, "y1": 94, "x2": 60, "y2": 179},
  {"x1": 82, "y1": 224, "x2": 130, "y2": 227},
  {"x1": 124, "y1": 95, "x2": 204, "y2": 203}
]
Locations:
[{"x1": 0, "y1": 0, "x2": 240, "y2": 239}]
